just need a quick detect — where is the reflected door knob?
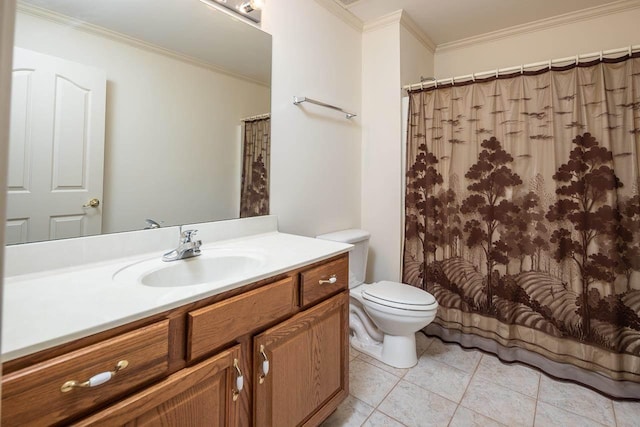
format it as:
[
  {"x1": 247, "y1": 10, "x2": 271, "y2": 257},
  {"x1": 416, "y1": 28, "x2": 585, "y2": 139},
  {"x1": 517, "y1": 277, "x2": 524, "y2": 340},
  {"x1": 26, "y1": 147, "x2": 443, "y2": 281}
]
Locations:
[{"x1": 83, "y1": 198, "x2": 100, "y2": 208}]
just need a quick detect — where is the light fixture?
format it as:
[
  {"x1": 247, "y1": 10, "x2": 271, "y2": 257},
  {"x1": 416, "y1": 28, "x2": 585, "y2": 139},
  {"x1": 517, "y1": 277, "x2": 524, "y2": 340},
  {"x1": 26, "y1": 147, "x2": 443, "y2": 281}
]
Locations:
[
  {"x1": 237, "y1": 0, "x2": 264, "y2": 14},
  {"x1": 199, "y1": 0, "x2": 263, "y2": 24}
]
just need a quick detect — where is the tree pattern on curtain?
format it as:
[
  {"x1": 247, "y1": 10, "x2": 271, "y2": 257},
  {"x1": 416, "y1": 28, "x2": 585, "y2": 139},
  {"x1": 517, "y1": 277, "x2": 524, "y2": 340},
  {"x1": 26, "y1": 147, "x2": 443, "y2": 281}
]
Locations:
[
  {"x1": 240, "y1": 117, "x2": 270, "y2": 218},
  {"x1": 403, "y1": 55, "x2": 640, "y2": 386}
]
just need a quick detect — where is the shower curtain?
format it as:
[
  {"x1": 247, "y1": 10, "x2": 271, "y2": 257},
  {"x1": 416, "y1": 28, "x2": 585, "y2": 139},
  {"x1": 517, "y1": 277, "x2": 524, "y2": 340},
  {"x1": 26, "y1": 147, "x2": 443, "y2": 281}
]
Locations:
[
  {"x1": 240, "y1": 117, "x2": 270, "y2": 218},
  {"x1": 403, "y1": 54, "x2": 640, "y2": 397}
]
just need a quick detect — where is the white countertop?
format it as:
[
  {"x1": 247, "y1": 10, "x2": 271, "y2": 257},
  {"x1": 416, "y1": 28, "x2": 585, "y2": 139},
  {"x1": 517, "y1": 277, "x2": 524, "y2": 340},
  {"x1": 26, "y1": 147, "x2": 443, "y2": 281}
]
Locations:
[{"x1": 2, "y1": 231, "x2": 351, "y2": 362}]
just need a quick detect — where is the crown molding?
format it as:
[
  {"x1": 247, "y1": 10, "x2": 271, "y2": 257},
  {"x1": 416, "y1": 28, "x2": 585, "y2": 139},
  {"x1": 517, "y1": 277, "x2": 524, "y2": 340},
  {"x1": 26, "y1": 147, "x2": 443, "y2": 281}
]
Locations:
[
  {"x1": 362, "y1": 9, "x2": 402, "y2": 33},
  {"x1": 314, "y1": 0, "x2": 363, "y2": 32},
  {"x1": 436, "y1": 0, "x2": 640, "y2": 53},
  {"x1": 399, "y1": 11, "x2": 436, "y2": 53},
  {"x1": 16, "y1": 3, "x2": 270, "y2": 87}
]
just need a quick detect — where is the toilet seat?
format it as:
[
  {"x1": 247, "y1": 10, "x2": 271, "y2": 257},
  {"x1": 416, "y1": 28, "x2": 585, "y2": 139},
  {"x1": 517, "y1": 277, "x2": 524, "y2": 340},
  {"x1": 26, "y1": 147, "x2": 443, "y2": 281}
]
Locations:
[{"x1": 361, "y1": 281, "x2": 437, "y2": 311}]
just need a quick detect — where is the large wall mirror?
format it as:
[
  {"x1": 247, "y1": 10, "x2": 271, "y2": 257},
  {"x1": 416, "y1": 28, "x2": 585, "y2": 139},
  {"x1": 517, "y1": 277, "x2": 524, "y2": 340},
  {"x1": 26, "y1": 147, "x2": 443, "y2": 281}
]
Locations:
[{"x1": 6, "y1": 0, "x2": 272, "y2": 245}]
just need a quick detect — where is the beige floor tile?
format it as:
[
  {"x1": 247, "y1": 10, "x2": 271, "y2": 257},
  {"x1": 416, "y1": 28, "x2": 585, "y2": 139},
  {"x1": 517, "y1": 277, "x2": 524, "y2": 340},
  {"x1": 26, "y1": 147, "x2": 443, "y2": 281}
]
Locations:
[
  {"x1": 349, "y1": 358, "x2": 401, "y2": 407},
  {"x1": 363, "y1": 410, "x2": 406, "y2": 427},
  {"x1": 424, "y1": 339, "x2": 482, "y2": 373},
  {"x1": 474, "y1": 354, "x2": 540, "y2": 398},
  {"x1": 613, "y1": 400, "x2": 640, "y2": 427},
  {"x1": 416, "y1": 332, "x2": 433, "y2": 356},
  {"x1": 403, "y1": 356, "x2": 471, "y2": 403},
  {"x1": 461, "y1": 376, "x2": 536, "y2": 426},
  {"x1": 378, "y1": 380, "x2": 457, "y2": 427},
  {"x1": 357, "y1": 353, "x2": 409, "y2": 378},
  {"x1": 534, "y1": 401, "x2": 608, "y2": 427},
  {"x1": 449, "y1": 406, "x2": 507, "y2": 427},
  {"x1": 321, "y1": 395, "x2": 374, "y2": 427},
  {"x1": 350, "y1": 345, "x2": 362, "y2": 361},
  {"x1": 538, "y1": 376, "x2": 615, "y2": 426}
]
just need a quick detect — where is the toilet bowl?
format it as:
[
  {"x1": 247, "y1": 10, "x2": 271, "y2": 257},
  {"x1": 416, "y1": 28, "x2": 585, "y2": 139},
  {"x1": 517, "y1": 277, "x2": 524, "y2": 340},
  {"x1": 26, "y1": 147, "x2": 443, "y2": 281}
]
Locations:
[{"x1": 317, "y1": 229, "x2": 439, "y2": 368}]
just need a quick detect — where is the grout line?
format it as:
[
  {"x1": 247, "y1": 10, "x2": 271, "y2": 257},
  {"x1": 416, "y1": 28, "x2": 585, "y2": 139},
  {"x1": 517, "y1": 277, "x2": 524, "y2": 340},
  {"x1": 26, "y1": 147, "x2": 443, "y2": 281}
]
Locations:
[
  {"x1": 533, "y1": 373, "x2": 542, "y2": 426},
  {"x1": 534, "y1": 384, "x2": 616, "y2": 427},
  {"x1": 457, "y1": 352, "x2": 522, "y2": 427}
]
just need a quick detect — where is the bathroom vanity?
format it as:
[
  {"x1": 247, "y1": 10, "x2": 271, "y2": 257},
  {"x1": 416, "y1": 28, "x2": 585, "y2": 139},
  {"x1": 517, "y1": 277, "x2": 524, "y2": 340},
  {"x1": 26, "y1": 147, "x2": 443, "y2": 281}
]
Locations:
[{"x1": 1, "y1": 220, "x2": 351, "y2": 426}]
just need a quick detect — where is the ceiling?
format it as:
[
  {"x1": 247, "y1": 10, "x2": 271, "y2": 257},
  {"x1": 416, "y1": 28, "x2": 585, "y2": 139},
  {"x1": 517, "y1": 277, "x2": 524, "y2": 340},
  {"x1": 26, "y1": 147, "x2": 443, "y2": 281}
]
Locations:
[{"x1": 338, "y1": 0, "x2": 624, "y2": 46}]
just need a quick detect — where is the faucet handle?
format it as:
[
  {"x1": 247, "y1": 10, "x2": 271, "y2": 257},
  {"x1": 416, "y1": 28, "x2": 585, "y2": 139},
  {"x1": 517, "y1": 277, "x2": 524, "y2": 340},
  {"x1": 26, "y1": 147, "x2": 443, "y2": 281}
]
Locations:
[{"x1": 181, "y1": 229, "x2": 198, "y2": 242}]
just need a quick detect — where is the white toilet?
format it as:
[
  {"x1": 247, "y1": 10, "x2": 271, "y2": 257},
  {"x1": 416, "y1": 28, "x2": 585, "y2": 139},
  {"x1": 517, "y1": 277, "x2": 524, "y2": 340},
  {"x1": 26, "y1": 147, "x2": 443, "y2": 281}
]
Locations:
[{"x1": 317, "y1": 229, "x2": 438, "y2": 368}]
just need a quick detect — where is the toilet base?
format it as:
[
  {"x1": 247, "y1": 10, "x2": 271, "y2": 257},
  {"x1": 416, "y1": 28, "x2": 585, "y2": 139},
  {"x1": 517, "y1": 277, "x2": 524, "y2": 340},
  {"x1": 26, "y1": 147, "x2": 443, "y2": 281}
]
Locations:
[{"x1": 350, "y1": 332, "x2": 418, "y2": 369}]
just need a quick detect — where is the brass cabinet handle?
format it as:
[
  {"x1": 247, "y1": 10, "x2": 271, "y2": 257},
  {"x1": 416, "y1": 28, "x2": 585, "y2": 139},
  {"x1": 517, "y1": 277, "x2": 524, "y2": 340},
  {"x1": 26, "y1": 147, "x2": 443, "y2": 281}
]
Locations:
[
  {"x1": 60, "y1": 360, "x2": 128, "y2": 392},
  {"x1": 319, "y1": 274, "x2": 337, "y2": 285},
  {"x1": 232, "y1": 358, "x2": 243, "y2": 402},
  {"x1": 82, "y1": 198, "x2": 100, "y2": 208},
  {"x1": 258, "y1": 345, "x2": 269, "y2": 384}
]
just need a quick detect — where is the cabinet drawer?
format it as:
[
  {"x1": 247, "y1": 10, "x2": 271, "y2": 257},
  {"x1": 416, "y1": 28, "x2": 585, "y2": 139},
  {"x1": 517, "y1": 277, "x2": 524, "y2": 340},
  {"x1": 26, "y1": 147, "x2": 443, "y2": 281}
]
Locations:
[
  {"x1": 188, "y1": 277, "x2": 297, "y2": 362},
  {"x1": 75, "y1": 344, "x2": 243, "y2": 427},
  {"x1": 2, "y1": 320, "x2": 170, "y2": 427},
  {"x1": 300, "y1": 255, "x2": 349, "y2": 307}
]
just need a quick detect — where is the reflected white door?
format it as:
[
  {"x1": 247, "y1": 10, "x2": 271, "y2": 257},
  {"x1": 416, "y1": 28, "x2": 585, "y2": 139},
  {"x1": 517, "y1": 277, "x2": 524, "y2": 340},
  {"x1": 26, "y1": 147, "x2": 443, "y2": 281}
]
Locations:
[{"x1": 6, "y1": 47, "x2": 106, "y2": 244}]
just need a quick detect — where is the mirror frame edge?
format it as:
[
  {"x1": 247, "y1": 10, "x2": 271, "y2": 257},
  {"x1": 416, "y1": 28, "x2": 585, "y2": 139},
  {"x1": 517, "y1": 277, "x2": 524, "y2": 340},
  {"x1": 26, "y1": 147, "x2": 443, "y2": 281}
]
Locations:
[{"x1": 0, "y1": 0, "x2": 18, "y2": 365}]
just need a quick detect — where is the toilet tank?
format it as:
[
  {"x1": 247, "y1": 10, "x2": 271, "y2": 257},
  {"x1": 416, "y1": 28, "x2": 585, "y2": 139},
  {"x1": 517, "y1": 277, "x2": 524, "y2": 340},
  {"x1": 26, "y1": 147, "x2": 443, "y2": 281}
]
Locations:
[{"x1": 316, "y1": 229, "x2": 370, "y2": 288}]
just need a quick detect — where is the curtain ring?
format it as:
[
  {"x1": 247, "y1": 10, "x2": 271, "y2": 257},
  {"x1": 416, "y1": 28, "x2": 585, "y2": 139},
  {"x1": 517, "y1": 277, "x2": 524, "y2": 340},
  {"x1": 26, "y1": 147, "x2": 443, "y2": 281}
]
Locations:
[
  {"x1": 420, "y1": 81, "x2": 424, "y2": 90},
  {"x1": 629, "y1": 46, "x2": 633, "y2": 57},
  {"x1": 575, "y1": 55, "x2": 579, "y2": 65},
  {"x1": 472, "y1": 73, "x2": 476, "y2": 82},
  {"x1": 451, "y1": 76, "x2": 455, "y2": 86},
  {"x1": 548, "y1": 60, "x2": 552, "y2": 70},
  {"x1": 600, "y1": 51, "x2": 603, "y2": 61},
  {"x1": 520, "y1": 65, "x2": 524, "y2": 74},
  {"x1": 434, "y1": 79, "x2": 438, "y2": 88}
]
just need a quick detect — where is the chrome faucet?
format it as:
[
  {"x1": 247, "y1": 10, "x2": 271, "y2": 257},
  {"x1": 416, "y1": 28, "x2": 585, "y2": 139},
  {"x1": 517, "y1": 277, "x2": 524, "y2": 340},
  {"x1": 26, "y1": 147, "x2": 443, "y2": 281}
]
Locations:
[
  {"x1": 162, "y1": 229, "x2": 202, "y2": 262},
  {"x1": 144, "y1": 219, "x2": 162, "y2": 229}
]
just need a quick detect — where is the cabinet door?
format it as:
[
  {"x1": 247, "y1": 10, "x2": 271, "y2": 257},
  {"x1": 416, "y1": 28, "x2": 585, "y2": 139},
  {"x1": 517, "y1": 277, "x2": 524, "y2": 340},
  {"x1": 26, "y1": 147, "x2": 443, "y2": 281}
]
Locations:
[
  {"x1": 75, "y1": 345, "x2": 244, "y2": 427},
  {"x1": 254, "y1": 292, "x2": 349, "y2": 427}
]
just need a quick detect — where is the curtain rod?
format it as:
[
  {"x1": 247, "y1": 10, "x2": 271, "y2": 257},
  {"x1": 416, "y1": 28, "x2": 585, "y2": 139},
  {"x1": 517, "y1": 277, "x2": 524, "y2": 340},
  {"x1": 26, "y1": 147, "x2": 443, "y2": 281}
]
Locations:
[
  {"x1": 241, "y1": 113, "x2": 270, "y2": 122},
  {"x1": 403, "y1": 44, "x2": 640, "y2": 91}
]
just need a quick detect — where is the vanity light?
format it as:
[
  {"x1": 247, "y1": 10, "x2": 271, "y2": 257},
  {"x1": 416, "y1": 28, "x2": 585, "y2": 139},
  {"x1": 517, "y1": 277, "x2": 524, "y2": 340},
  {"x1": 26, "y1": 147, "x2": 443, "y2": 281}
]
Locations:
[
  {"x1": 199, "y1": 0, "x2": 262, "y2": 24},
  {"x1": 238, "y1": 0, "x2": 264, "y2": 14}
]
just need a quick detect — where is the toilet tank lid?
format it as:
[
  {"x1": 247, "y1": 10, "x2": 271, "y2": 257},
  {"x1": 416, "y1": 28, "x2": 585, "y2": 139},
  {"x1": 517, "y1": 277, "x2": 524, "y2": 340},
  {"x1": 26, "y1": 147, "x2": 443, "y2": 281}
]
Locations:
[{"x1": 316, "y1": 229, "x2": 370, "y2": 244}]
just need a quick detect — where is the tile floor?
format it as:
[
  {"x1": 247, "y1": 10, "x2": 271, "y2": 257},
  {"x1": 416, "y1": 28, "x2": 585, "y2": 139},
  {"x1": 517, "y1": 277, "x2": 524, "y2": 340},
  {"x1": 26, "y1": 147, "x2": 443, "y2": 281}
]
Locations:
[{"x1": 322, "y1": 334, "x2": 640, "y2": 427}]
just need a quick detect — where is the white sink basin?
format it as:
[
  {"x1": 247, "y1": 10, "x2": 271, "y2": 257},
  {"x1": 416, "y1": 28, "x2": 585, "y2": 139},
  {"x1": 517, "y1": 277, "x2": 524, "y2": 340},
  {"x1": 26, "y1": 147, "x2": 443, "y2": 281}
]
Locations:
[{"x1": 113, "y1": 250, "x2": 267, "y2": 287}]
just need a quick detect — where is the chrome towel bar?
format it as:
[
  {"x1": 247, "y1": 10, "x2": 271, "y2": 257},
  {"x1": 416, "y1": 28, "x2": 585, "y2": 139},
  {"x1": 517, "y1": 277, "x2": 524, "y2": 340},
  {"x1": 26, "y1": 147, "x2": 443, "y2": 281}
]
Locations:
[{"x1": 293, "y1": 96, "x2": 356, "y2": 119}]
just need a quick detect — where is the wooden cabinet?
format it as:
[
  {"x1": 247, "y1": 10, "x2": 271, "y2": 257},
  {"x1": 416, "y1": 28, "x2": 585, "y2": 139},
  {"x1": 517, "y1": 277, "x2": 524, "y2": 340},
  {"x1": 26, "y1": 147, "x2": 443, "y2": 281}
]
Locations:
[
  {"x1": 2, "y1": 320, "x2": 170, "y2": 427},
  {"x1": 1, "y1": 253, "x2": 349, "y2": 426},
  {"x1": 187, "y1": 276, "x2": 297, "y2": 362},
  {"x1": 300, "y1": 255, "x2": 349, "y2": 308},
  {"x1": 254, "y1": 293, "x2": 349, "y2": 427},
  {"x1": 75, "y1": 345, "x2": 243, "y2": 427}
]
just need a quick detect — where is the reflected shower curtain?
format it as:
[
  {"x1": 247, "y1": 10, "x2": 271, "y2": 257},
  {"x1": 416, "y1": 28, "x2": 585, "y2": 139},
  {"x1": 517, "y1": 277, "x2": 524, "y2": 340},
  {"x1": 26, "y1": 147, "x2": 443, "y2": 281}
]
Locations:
[
  {"x1": 240, "y1": 117, "x2": 270, "y2": 218},
  {"x1": 403, "y1": 55, "x2": 640, "y2": 397}
]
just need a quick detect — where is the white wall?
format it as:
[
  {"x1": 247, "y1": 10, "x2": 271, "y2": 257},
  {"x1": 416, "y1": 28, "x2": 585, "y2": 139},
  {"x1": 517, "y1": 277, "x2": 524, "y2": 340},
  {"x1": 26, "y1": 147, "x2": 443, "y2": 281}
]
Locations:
[
  {"x1": 435, "y1": 7, "x2": 640, "y2": 78},
  {"x1": 361, "y1": 13, "x2": 434, "y2": 283},
  {"x1": 14, "y1": 12, "x2": 270, "y2": 234},
  {"x1": 261, "y1": 1, "x2": 362, "y2": 237},
  {"x1": 400, "y1": 25, "x2": 435, "y2": 86},
  {"x1": 361, "y1": 22, "x2": 402, "y2": 282}
]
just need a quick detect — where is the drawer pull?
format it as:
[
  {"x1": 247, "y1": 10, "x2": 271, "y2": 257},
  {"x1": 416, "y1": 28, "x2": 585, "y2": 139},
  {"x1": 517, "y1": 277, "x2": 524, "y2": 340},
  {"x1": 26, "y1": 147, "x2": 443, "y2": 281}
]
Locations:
[
  {"x1": 232, "y1": 358, "x2": 243, "y2": 401},
  {"x1": 60, "y1": 360, "x2": 129, "y2": 393},
  {"x1": 319, "y1": 274, "x2": 337, "y2": 285},
  {"x1": 258, "y1": 344, "x2": 270, "y2": 384}
]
